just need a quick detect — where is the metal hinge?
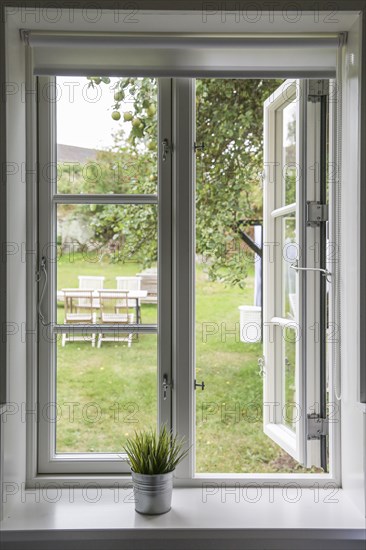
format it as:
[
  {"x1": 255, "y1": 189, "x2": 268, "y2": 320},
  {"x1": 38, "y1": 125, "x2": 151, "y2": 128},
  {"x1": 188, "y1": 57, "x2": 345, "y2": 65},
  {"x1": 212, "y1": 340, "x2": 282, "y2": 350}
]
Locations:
[
  {"x1": 307, "y1": 413, "x2": 329, "y2": 439},
  {"x1": 307, "y1": 201, "x2": 328, "y2": 227},
  {"x1": 308, "y1": 79, "x2": 329, "y2": 102}
]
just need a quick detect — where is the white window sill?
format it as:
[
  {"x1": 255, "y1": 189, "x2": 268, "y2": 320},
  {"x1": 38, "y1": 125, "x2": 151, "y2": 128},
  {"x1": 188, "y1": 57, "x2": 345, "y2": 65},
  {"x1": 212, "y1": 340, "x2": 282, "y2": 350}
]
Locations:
[{"x1": 1, "y1": 488, "x2": 365, "y2": 549}]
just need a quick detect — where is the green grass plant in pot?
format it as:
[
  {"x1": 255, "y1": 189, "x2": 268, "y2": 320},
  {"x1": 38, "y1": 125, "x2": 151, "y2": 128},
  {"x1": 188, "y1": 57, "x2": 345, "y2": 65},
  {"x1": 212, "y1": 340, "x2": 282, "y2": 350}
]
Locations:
[{"x1": 124, "y1": 426, "x2": 189, "y2": 515}]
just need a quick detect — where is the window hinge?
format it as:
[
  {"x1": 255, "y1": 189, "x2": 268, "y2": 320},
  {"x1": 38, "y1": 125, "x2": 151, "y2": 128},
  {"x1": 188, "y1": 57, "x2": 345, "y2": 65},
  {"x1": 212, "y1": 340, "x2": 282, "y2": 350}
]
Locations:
[
  {"x1": 307, "y1": 201, "x2": 328, "y2": 227},
  {"x1": 308, "y1": 79, "x2": 329, "y2": 102},
  {"x1": 307, "y1": 413, "x2": 329, "y2": 439}
]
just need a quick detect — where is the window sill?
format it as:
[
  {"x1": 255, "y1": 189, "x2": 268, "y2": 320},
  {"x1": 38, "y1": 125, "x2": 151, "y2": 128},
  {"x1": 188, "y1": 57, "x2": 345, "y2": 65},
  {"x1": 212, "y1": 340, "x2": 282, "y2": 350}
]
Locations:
[{"x1": 1, "y1": 488, "x2": 365, "y2": 550}]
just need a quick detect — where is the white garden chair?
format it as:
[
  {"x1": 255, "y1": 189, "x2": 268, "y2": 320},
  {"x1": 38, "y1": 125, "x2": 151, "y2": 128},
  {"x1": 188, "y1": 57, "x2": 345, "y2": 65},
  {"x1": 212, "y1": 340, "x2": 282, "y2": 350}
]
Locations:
[
  {"x1": 78, "y1": 275, "x2": 105, "y2": 309},
  {"x1": 115, "y1": 276, "x2": 142, "y2": 308},
  {"x1": 136, "y1": 269, "x2": 158, "y2": 304},
  {"x1": 97, "y1": 290, "x2": 135, "y2": 348},
  {"x1": 61, "y1": 289, "x2": 96, "y2": 347}
]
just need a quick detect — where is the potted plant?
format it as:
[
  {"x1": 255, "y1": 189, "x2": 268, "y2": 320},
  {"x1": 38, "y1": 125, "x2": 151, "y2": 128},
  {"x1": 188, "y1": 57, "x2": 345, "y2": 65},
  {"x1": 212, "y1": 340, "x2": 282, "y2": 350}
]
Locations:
[{"x1": 124, "y1": 426, "x2": 189, "y2": 515}]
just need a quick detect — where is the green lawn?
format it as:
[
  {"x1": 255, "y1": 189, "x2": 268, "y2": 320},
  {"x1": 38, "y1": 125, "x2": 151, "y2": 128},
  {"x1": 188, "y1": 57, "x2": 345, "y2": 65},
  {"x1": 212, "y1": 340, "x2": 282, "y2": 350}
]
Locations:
[{"x1": 56, "y1": 255, "x2": 311, "y2": 474}]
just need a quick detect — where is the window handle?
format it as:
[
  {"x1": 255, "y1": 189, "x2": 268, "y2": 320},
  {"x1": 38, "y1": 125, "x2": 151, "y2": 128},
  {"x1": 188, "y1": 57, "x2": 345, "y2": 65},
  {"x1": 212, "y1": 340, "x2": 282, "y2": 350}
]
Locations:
[
  {"x1": 194, "y1": 141, "x2": 205, "y2": 153},
  {"x1": 290, "y1": 261, "x2": 332, "y2": 283},
  {"x1": 162, "y1": 374, "x2": 171, "y2": 400},
  {"x1": 162, "y1": 138, "x2": 171, "y2": 162},
  {"x1": 37, "y1": 256, "x2": 49, "y2": 326},
  {"x1": 194, "y1": 380, "x2": 205, "y2": 391}
]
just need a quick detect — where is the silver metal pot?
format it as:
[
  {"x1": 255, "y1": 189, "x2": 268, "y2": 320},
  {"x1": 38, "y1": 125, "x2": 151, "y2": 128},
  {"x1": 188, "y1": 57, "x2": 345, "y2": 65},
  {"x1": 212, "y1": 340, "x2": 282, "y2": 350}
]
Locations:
[{"x1": 132, "y1": 470, "x2": 173, "y2": 515}]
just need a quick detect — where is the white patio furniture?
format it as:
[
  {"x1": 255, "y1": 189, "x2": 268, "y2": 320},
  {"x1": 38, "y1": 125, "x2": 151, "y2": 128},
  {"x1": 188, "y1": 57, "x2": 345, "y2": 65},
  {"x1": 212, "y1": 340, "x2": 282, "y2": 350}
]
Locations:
[
  {"x1": 78, "y1": 275, "x2": 105, "y2": 309},
  {"x1": 116, "y1": 276, "x2": 142, "y2": 305},
  {"x1": 61, "y1": 289, "x2": 96, "y2": 347},
  {"x1": 136, "y1": 268, "x2": 158, "y2": 304},
  {"x1": 97, "y1": 290, "x2": 135, "y2": 348},
  {"x1": 116, "y1": 276, "x2": 142, "y2": 322}
]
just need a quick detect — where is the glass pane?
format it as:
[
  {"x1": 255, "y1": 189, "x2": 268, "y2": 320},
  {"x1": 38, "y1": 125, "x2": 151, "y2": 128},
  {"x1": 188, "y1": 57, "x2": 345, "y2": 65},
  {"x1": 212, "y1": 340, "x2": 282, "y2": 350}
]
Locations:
[
  {"x1": 282, "y1": 101, "x2": 297, "y2": 205},
  {"x1": 56, "y1": 334, "x2": 157, "y2": 453},
  {"x1": 281, "y1": 215, "x2": 297, "y2": 320},
  {"x1": 282, "y1": 326, "x2": 297, "y2": 432},
  {"x1": 194, "y1": 78, "x2": 309, "y2": 474},
  {"x1": 56, "y1": 76, "x2": 158, "y2": 194},
  {"x1": 56, "y1": 204, "x2": 158, "y2": 325}
]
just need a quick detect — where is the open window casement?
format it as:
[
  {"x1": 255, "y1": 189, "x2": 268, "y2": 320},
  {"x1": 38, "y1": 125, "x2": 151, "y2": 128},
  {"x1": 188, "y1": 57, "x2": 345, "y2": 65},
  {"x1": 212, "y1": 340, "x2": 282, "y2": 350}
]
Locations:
[{"x1": 263, "y1": 79, "x2": 328, "y2": 469}]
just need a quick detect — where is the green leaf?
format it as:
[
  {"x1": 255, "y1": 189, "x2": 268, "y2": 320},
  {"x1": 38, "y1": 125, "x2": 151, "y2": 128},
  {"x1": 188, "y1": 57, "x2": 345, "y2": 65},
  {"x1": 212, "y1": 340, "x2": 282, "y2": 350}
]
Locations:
[{"x1": 123, "y1": 426, "x2": 190, "y2": 475}]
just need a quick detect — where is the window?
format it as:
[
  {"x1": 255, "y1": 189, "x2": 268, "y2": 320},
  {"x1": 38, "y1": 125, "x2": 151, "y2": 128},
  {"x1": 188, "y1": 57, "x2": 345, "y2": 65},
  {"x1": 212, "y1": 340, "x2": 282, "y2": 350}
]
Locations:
[
  {"x1": 37, "y1": 76, "x2": 172, "y2": 473},
  {"x1": 263, "y1": 80, "x2": 330, "y2": 469},
  {"x1": 25, "y1": 32, "x2": 340, "y2": 481}
]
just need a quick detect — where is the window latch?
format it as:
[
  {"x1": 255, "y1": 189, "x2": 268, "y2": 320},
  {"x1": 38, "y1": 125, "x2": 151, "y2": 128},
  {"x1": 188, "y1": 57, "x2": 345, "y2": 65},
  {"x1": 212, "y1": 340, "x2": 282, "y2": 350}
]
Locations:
[
  {"x1": 162, "y1": 138, "x2": 171, "y2": 162},
  {"x1": 162, "y1": 374, "x2": 172, "y2": 400},
  {"x1": 290, "y1": 261, "x2": 332, "y2": 283},
  {"x1": 194, "y1": 380, "x2": 205, "y2": 391},
  {"x1": 194, "y1": 141, "x2": 205, "y2": 153},
  {"x1": 37, "y1": 256, "x2": 50, "y2": 327}
]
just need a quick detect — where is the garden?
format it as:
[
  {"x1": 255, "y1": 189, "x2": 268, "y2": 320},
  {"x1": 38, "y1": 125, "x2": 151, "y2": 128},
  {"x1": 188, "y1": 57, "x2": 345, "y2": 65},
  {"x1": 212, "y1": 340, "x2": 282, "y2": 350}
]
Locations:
[
  {"x1": 56, "y1": 254, "x2": 302, "y2": 473},
  {"x1": 54, "y1": 76, "x2": 307, "y2": 474}
]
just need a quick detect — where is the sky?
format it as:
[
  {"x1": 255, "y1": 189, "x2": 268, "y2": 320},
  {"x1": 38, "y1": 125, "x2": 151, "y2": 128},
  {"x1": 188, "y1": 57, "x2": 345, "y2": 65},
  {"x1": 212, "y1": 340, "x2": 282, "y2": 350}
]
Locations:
[{"x1": 56, "y1": 76, "x2": 128, "y2": 150}]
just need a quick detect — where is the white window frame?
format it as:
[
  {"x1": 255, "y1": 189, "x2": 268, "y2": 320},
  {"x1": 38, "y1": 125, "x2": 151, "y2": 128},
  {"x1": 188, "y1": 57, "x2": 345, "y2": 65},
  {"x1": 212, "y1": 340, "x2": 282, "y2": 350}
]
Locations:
[
  {"x1": 36, "y1": 75, "x2": 173, "y2": 474},
  {"x1": 21, "y1": 31, "x2": 344, "y2": 488},
  {"x1": 262, "y1": 79, "x2": 326, "y2": 467}
]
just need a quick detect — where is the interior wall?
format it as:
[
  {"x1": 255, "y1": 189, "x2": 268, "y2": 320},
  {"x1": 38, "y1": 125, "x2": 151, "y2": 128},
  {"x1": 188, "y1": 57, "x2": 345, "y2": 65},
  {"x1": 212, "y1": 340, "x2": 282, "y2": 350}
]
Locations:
[
  {"x1": 340, "y1": 16, "x2": 366, "y2": 516},
  {"x1": 2, "y1": 16, "x2": 27, "y2": 517},
  {"x1": 0, "y1": 7, "x2": 6, "y2": 525}
]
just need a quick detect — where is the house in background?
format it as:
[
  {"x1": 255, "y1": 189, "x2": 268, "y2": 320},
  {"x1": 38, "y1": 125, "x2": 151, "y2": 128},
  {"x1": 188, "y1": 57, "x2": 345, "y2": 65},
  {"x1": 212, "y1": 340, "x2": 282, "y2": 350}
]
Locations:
[{"x1": 57, "y1": 143, "x2": 98, "y2": 164}]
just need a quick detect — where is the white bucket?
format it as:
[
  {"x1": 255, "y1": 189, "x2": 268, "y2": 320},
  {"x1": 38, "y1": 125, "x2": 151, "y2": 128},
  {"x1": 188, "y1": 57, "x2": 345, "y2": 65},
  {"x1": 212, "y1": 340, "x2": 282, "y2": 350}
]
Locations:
[{"x1": 238, "y1": 305, "x2": 262, "y2": 343}]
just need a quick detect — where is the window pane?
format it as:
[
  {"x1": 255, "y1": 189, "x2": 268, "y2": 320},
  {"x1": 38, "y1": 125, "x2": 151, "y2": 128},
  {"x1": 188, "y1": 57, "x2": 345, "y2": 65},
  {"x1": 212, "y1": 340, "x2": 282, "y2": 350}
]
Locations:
[
  {"x1": 55, "y1": 202, "x2": 158, "y2": 454},
  {"x1": 56, "y1": 76, "x2": 158, "y2": 194},
  {"x1": 282, "y1": 101, "x2": 296, "y2": 205},
  {"x1": 56, "y1": 204, "x2": 158, "y2": 325},
  {"x1": 56, "y1": 334, "x2": 157, "y2": 453},
  {"x1": 194, "y1": 78, "x2": 307, "y2": 474},
  {"x1": 281, "y1": 215, "x2": 297, "y2": 320},
  {"x1": 282, "y1": 326, "x2": 297, "y2": 432}
]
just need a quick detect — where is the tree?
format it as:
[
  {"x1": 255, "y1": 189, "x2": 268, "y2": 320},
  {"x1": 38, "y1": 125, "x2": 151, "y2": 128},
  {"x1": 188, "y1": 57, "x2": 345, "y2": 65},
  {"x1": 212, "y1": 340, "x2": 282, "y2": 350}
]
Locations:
[{"x1": 86, "y1": 77, "x2": 282, "y2": 285}]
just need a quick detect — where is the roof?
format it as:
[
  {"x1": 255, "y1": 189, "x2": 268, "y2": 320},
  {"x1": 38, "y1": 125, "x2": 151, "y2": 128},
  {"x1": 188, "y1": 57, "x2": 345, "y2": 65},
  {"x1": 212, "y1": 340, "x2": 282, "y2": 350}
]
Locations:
[{"x1": 57, "y1": 143, "x2": 99, "y2": 163}]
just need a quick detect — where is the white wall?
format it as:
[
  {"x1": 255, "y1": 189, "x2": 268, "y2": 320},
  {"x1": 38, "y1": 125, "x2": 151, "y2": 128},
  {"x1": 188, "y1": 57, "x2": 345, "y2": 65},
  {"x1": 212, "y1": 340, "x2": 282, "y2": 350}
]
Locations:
[
  {"x1": 340, "y1": 16, "x2": 366, "y2": 516},
  {"x1": 2, "y1": 16, "x2": 27, "y2": 517}
]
